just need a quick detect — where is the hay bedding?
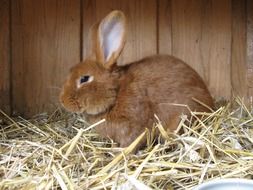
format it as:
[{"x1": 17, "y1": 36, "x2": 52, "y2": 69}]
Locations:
[{"x1": 1, "y1": 98, "x2": 253, "y2": 190}]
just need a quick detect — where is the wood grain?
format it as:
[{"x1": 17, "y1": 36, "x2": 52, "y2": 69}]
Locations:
[
  {"x1": 231, "y1": 0, "x2": 247, "y2": 99},
  {"x1": 11, "y1": 0, "x2": 80, "y2": 116},
  {"x1": 160, "y1": 0, "x2": 232, "y2": 99},
  {"x1": 170, "y1": 0, "x2": 204, "y2": 78},
  {"x1": 82, "y1": 0, "x2": 157, "y2": 64},
  {"x1": 0, "y1": 0, "x2": 10, "y2": 114},
  {"x1": 201, "y1": 0, "x2": 232, "y2": 99},
  {"x1": 158, "y1": 0, "x2": 172, "y2": 55},
  {"x1": 247, "y1": 0, "x2": 253, "y2": 100}
]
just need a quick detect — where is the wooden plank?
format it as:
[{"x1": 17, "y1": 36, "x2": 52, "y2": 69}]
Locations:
[
  {"x1": 11, "y1": 0, "x2": 80, "y2": 116},
  {"x1": 158, "y1": 0, "x2": 172, "y2": 55},
  {"x1": 168, "y1": 0, "x2": 232, "y2": 99},
  {"x1": 231, "y1": 0, "x2": 247, "y2": 99},
  {"x1": 0, "y1": 0, "x2": 10, "y2": 114},
  {"x1": 170, "y1": 0, "x2": 204, "y2": 78},
  {"x1": 82, "y1": 0, "x2": 157, "y2": 64},
  {"x1": 247, "y1": 0, "x2": 253, "y2": 101},
  {"x1": 201, "y1": 0, "x2": 232, "y2": 99}
]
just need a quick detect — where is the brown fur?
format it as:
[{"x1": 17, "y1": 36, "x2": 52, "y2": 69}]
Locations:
[{"x1": 60, "y1": 11, "x2": 214, "y2": 148}]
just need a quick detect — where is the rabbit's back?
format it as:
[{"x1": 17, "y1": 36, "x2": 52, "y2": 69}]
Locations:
[{"x1": 118, "y1": 55, "x2": 213, "y2": 131}]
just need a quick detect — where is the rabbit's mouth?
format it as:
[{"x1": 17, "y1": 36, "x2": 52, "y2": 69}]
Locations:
[
  {"x1": 59, "y1": 90, "x2": 83, "y2": 113},
  {"x1": 60, "y1": 99, "x2": 82, "y2": 113},
  {"x1": 85, "y1": 106, "x2": 108, "y2": 115},
  {"x1": 83, "y1": 96, "x2": 116, "y2": 116}
]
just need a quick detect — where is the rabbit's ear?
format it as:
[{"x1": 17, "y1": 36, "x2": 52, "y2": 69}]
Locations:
[{"x1": 96, "y1": 10, "x2": 126, "y2": 69}]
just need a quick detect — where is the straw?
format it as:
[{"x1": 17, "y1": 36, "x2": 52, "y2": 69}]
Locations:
[{"x1": 1, "y1": 97, "x2": 253, "y2": 189}]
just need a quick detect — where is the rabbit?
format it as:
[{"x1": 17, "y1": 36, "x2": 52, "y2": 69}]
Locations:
[{"x1": 60, "y1": 10, "x2": 214, "y2": 148}]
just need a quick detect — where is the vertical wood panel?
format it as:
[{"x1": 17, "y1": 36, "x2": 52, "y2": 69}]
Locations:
[
  {"x1": 171, "y1": 0, "x2": 204, "y2": 78},
  {"x1": 158, "y1": 0, "x2": 172, "y2": 55},
  {"x1": 247, "y1": 0, "x2": 253, "y2": 99},
  {"x1": 82, "y1": 0, "x2": 157, "y2": 64},
  {"x1": 201, "y1": 0, "x2": 232, "y2": 99},
  {"x1": 0, "y1": 0, "x2": 10, "y2": 114},
  {"x1": 160, "y1": 0, "x2": 232, "y2": 99},
  {"x1": 231, "y1": 0, "x2": 247, "y2": 99},
  {"x1": 12, "y1": 0, "x2": 80, "y2": 116}
]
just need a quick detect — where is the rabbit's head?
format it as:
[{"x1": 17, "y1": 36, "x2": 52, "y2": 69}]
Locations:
[{"x1": 60, "y1": 11, "x2": 126, "y2": 114}]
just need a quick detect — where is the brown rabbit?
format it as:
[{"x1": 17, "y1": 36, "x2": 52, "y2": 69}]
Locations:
[{"x1": 60, "y1": 10, "x2": 214, "y2": 148}]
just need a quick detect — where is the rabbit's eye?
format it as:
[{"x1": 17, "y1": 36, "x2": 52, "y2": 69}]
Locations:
[
  {"x1": 77, "y1": 75, "x2": 94, "y2": 88},
  {"x1": 80, "y1": 76, "x2": 90, "y2": 83}
]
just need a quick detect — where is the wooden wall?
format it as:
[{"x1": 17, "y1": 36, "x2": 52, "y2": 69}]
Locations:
[
  {"x1": 11, "y1": 0, "x2": 80, "y2": 116},
  {"x1": 0, "y1": 0, "x2": 10, "y2": 114},
  {"x1": 0, "y1": 0, "x2": 253, "y2": 116}
]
